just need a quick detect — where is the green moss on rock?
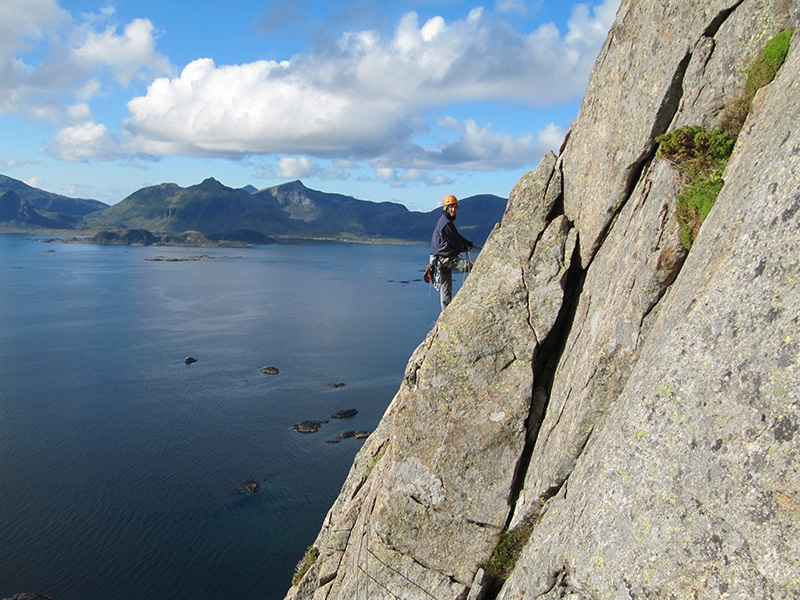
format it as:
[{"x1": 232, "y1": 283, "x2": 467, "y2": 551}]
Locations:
[
  {"x1": 746, "y1": 28, "x2": 794, "y2": 103},
  {"x1": 656, "y1": 126, "x2": 734, "y2": 249},
  {"x1": 480, "y1": 522, "x2": 533, "y2": 580}
]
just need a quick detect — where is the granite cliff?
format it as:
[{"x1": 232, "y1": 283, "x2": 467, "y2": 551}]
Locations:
[{"x1": 285, "y1": 1, "x2": 800, "y2": 598}]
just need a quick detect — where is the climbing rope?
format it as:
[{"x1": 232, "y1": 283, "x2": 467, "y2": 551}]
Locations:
[
  {"x1": 356, "y1": 506, "x2": 368, "y2": 600},
  {"x1": 355, "y1": 502, "x2": 440, "y2": 600},
  {"x1": 363, "y1": 546, "x2": 441, "y2": 600}
]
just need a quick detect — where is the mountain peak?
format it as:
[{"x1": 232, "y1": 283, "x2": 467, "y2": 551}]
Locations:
[
  {"x1": 270, "y1": 179, "x2": 307, "y2": 194},
  {"x1": 195, "y1": 177, "x2": 227, "y2": 191}
]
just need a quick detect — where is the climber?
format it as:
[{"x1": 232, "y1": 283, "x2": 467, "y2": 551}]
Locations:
[{"x1": 426, "y1": 194, "x2": 480, "y2": 310}]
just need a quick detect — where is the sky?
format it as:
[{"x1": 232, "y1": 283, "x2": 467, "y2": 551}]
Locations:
[{"x1": 0, "y1": 0, "x2": 621, "y2": 212}]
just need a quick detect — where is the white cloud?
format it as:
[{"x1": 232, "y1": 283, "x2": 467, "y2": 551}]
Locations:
[
  {"x1": 399, "y1": 169, "x2": 426, "y2": 182},
  {"x1": 122, "y1": 0, "x2": 619, "y2": 167},
  {"x1": 2, "y1": 157, "x2": 38, "y2": 169},
  {"x1": 47, "y1": 121, "x2": 120, "y2": 162},
  {"x1": 0, "y1": 3, "x2": 172, "y2": 120},
  {"x1": 371, "y1": 167, "x2": 455, "y2": 189},
  {"x1": 495, "y1": 0, "x2": 528, "y2": 16},
  {"x1": 437, "y1": 117, "x2": 539, "y2": 169},
  {"x1": 430, "y1": 174, "x2": 455, "y2": 185},
  {"x1": 538, "y1": 122, "x2": 567, "y2": 152},
  {"x1": 277, "y1": 156, "x2": 319, "y2": 178},
  {"x1": 320, "y1": 164, "x2": 352, "y2": 181},
  {"x1": 0, "y1": 0, "x2": 67, "y2": 58},
  {"x1": 67, "y1": 102, "x2": 91, "y2": 120},
  {"x1": 73, "y1": 18, "x2": 173, "y2": 85},
  {"x1": 369, "y1": 116, "x2": 540, "y2": 171},
  {"x1": 0, "y1": 0, "x2": 66, "y2": 114},
  {"x1": 2, "y1": 0, "x2": 620, "y2": 176}
]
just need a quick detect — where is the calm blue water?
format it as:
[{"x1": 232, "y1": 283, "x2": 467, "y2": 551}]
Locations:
[{"x1": 0, "y1": 234, "x2": 452, "y2": 600}]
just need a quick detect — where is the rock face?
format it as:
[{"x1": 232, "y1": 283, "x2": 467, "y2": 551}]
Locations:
[{"x1": 284, "y1": 2, "x2": 800, "y2": 599}]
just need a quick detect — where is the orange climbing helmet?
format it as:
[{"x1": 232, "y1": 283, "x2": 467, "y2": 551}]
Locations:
[{"x1": 443, "y1": 194, "x2": 458, "y2": 207}]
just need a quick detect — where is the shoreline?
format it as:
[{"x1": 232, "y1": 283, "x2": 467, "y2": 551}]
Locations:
[{"x1": 1, "y1": 229, "x2": 426, "y2": 248}]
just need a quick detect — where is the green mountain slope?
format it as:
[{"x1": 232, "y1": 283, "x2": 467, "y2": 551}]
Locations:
[
  {"x1": 82, "y1": 178, "x2": 507, "y2": 244},
  {"x1": 81, "y1": 178, "x2": 293, "y2": 235},
  {"x1": 0, "y1": 174, "x2": 109, "y2": 228}
]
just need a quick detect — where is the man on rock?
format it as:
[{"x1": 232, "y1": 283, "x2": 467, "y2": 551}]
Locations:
[{"x1": 427, "y1": 194, "x2": 480, "y2": 310}]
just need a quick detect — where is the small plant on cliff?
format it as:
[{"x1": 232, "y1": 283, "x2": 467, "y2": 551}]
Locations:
[
  {"x1": 745, "y1": 28, "x2": 794, "y2": 102},
  {"x1": 365, "y1": 444, "x2": 386, "y2": 477},
  {"x1": 292, "y1": 546, "x2": 320, "y2": 586},
  {"x1": 480, "y1": 521, "x2": 533, "y2": 580},
  {"x1": 656, "y1": 126, "x2": 733, "y2": 171},
  {"x1": 721, "y1": 28, "x2": 794, "y2": 139},
  {"x1": 656, "y1": 125, "x2": 734, "y2": 249}
]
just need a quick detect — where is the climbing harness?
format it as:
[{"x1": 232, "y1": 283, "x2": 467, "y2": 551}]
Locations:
[{"x1": 426, "y1": 250, "x2": 474, "y2": 300}]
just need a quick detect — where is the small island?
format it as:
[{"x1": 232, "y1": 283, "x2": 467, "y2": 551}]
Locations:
[
  {"x1": 331, "y1": 408, "x2": 358, "y2": 419},
  {"x1": 293, "y1": 420, "x2": 329, "y2": 434},
  {"x1": 145, "y1": 255, "x2": 216, "y2": 262}
]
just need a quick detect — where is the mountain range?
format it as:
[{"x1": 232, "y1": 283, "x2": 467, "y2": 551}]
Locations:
[
  {"x1": 0, "y1": 174, "x2": 507, "y2": 245},
  {"x1": 0, "y1": 174, "x2": 108, "y2": 230}
]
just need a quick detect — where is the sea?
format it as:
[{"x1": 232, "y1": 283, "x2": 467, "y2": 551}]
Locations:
[{"x1": 0, "y1": 234, "x2": 461, "y2": 600}]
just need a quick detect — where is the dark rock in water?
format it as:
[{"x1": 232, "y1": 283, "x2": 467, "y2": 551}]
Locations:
[
  {"x1": 184, "y1": 356, "x2": 197, "y2": 364},
  {"x1": 327, "y1": 430, "x2": 357, "y2": 443},
  {"x1": 332, "y1": 408, "x2": 358, "y2": 419},
  {"x1": 237, "y1": 479, "x2": 260, "y2": 494},
  {"x1": 3, "y1": 595, "x2": 54, "y2": 600},
  {"x1": 93, "y1": 229, "x2": 159, "y2": 246},
  {"x1": 145, "y1": 254, "x2": 215, "y2": 262},
  {"x1": 260, "y1": 365, "x2": 279, "y2": 374},
  {"x1": 293, "y1": 420, "x2": 328, "y2": 433},
  {"x1": 328, "y1": 430, "x2": 371, "y2": 444},
  {"x1": 328, "y1": 381, "x2": 346, "y2": 388}
]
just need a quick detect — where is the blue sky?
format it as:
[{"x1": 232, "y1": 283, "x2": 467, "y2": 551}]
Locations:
[{"x1": 1, "y1": 0, "x2": 620, "y2": 211}]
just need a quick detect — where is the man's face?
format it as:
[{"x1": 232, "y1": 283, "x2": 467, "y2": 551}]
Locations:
[{"x1": 446, "y1": 202, "x2": 458, "y2": 217}]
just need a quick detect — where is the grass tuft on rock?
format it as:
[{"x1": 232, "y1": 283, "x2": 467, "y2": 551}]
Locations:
[
  {"x1": 656, "y1": 126, "x2": 734, "y2": 249},
  {"x1": 292, "y1": 546, "x2": 320, "y2": 586}
]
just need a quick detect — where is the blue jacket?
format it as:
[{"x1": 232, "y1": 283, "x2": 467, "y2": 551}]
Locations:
[{"x1": 431, "y1": 212, "x2": 473, "y2": 258}]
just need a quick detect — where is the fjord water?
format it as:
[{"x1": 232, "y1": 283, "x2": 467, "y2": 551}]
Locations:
[{"x1": 0, "y1": 234, "x2": 448, "y2": 600}]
